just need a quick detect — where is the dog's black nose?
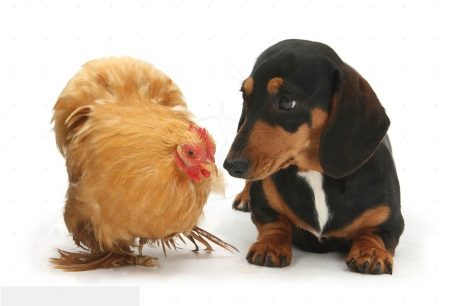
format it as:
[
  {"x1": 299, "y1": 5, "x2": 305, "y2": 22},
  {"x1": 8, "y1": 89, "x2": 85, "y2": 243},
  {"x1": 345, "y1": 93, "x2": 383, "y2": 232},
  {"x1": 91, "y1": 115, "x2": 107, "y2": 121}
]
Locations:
[{"x1": 223, "y1": 158, "x2": 249, "y2": 178}]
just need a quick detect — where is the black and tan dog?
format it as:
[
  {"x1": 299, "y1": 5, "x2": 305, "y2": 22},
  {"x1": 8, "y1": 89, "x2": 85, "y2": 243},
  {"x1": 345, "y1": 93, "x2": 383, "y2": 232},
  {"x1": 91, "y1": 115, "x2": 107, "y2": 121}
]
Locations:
[{"x1": 223, "y1": 39, "x2": 404, "y2": 274}]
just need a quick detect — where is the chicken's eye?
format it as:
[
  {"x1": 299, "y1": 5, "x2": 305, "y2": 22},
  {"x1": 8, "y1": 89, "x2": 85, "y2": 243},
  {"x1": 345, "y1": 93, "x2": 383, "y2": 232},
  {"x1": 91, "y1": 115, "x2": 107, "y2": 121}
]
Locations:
[
  {"x1": 188, "y1": 150, "x2": 196, "y2": 158},
  {"x1": 277, "y1": 97, "x2": 297, "y2": 110}
]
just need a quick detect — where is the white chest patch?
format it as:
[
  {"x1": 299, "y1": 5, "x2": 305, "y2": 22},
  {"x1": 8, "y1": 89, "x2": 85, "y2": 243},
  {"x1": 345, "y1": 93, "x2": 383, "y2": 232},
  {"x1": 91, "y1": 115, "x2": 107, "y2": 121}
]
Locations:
[{"x1": 297, "y1": 171, "x2": 329, "y2": 236}]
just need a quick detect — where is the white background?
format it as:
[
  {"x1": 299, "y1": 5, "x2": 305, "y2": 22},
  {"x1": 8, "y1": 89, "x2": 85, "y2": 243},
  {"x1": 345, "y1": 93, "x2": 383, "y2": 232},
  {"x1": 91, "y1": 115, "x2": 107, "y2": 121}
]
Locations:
[{"x1": 1, "y1": 0, "x2": 449, "y2": 305}]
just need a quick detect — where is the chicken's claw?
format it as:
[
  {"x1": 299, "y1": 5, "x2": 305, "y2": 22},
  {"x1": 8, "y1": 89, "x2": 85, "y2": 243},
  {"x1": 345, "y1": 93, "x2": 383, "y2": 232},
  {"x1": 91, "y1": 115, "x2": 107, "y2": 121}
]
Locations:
[{"x1": 134, "y1": 255, "x2": 161, "y2": 269}]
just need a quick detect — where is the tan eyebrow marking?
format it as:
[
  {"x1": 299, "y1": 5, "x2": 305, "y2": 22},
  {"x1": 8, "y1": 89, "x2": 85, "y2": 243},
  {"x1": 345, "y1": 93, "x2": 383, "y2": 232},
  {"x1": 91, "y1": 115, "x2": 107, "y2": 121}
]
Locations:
[
  {"x1": 243, "y1": 77, "x2": 254, "y2": 95},
  {"x1": 267, "y1": 77, "x2": 284, "y2": 94}
]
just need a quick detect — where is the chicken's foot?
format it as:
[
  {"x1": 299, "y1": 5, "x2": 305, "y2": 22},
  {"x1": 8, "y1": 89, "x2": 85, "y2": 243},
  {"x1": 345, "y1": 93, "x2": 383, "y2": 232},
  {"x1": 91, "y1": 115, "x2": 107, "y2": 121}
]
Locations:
[{"x1": 133, "y1": 255, "x2": 161, "y2": 268}]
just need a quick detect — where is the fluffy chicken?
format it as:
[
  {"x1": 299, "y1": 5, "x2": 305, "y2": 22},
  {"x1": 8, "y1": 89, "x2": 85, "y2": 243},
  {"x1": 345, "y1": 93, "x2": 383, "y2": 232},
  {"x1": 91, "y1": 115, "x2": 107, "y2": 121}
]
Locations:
[{"x1": 51, "y1": 57, "x2": 235, "y2": 271}]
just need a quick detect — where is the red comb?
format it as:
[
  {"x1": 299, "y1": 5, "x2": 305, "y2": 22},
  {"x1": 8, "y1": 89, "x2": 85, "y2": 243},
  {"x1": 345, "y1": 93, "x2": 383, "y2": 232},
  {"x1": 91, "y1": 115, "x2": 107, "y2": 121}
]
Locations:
[
  {"x1": 189, "y1": 124, "x2": 215, "y2": 158},
  {"x1": 189, "y1": 124, "x2": 209, "y2": 143}
]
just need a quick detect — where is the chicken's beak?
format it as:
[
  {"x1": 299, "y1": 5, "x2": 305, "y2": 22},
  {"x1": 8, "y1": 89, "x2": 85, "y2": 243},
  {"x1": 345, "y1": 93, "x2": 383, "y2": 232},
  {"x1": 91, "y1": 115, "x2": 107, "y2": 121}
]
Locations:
[{"x1": 200, "y1": 160, "x2": 218, "y2": 177}]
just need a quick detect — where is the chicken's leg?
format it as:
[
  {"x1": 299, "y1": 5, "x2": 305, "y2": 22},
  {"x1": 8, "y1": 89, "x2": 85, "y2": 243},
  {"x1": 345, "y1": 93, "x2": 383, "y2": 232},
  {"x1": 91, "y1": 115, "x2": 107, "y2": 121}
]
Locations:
[{"x1": 135, "y1": 237, "x2": 161, "y2": 268}]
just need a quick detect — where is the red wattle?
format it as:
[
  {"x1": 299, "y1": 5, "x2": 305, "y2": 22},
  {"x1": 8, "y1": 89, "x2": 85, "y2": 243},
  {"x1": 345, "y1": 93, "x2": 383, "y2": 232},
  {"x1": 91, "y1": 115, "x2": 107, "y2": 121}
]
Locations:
[
  {"x1": 201, "y1": 169, "x2": 211, "y2": 178},
  {"x1": 186, "y1": 168, "x2": 202, "y2": 182}
]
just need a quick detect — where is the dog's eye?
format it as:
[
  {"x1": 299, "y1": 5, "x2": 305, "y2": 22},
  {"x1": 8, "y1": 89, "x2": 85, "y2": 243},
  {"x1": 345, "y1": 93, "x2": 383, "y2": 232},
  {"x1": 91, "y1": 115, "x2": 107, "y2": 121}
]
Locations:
[{"x1": 277, "y1": 97, "x2": 297, "y2": 110}]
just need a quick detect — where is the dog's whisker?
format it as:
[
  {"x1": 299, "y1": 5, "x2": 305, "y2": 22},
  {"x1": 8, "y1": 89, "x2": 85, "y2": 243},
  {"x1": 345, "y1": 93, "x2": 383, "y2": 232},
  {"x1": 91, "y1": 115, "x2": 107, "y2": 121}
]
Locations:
[{"x1": 226, "y1": 62, "x2": 245, "y2": 80}]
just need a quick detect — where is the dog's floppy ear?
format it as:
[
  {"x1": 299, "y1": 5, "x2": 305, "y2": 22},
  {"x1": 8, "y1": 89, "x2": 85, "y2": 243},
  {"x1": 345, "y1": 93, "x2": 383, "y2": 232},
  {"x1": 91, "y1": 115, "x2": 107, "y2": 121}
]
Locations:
[{"x1": 319, "y1": 65, "x2": 390, "y2": 179}]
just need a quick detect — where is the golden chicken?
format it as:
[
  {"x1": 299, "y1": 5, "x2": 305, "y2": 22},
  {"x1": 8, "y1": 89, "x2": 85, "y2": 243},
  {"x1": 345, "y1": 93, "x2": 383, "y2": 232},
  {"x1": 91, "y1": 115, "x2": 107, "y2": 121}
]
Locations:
[{"x1": 51, "y1": 57, "x2": 235, "y2": 271}]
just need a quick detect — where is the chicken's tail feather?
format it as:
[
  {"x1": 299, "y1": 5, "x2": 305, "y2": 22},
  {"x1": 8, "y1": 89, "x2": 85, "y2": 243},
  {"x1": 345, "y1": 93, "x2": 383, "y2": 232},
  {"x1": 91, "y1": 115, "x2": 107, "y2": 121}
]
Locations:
[
  {"x1": 50, "y1": 249, "x2": 130, "y2": 272},
  {"x1": 157, "y1": 226, "x2": 238, "y2": 257},
  {"x1": 185, "y1": 226, "x2": 239, "y2": 253},
  {"x1": 159, "y1": 236, "x2": 179, "y2": 258},
  {"x1": 51, "y1": 227, "x2": 237, "y2": 271},
  {"x1": 50, "y1": 249, "x2": 161, "y2": 271}
]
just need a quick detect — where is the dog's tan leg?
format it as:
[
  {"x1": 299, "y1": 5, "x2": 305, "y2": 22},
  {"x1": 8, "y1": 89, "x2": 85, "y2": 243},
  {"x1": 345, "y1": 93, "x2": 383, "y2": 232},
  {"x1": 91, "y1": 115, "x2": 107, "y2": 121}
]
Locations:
[
  {"x1": 232, "y1": 180, "x2": 251, "y2": 212},
  {"x1": 246, "y1": 216, "x2": 292, "y2": 267},
  {"x1": 346, "y1": 228, "x2": 395, "y2": 274}
]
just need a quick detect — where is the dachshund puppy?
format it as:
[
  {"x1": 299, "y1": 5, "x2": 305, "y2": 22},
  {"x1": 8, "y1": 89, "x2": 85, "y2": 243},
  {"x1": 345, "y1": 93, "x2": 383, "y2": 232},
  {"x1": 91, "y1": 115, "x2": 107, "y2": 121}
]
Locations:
[{"x1": 224, "y1": 39, "x2": 404, "y2": 274}]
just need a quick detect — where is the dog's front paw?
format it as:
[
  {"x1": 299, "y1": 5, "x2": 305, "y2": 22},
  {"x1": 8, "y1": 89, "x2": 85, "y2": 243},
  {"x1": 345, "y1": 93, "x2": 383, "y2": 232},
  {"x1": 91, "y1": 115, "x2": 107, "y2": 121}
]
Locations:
[
  {"x1": 232, "y1": 190, "x2": 250, "y2": 212},
  {"x1": 246, "y1": 241, "x2": 292, "y2": 267},
  {"x1": 346, "y1": 228, "x2": 395, "y2": 275},
  {"x1": 346, "y1": 247, "x2": 393, "y2": 275}
]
